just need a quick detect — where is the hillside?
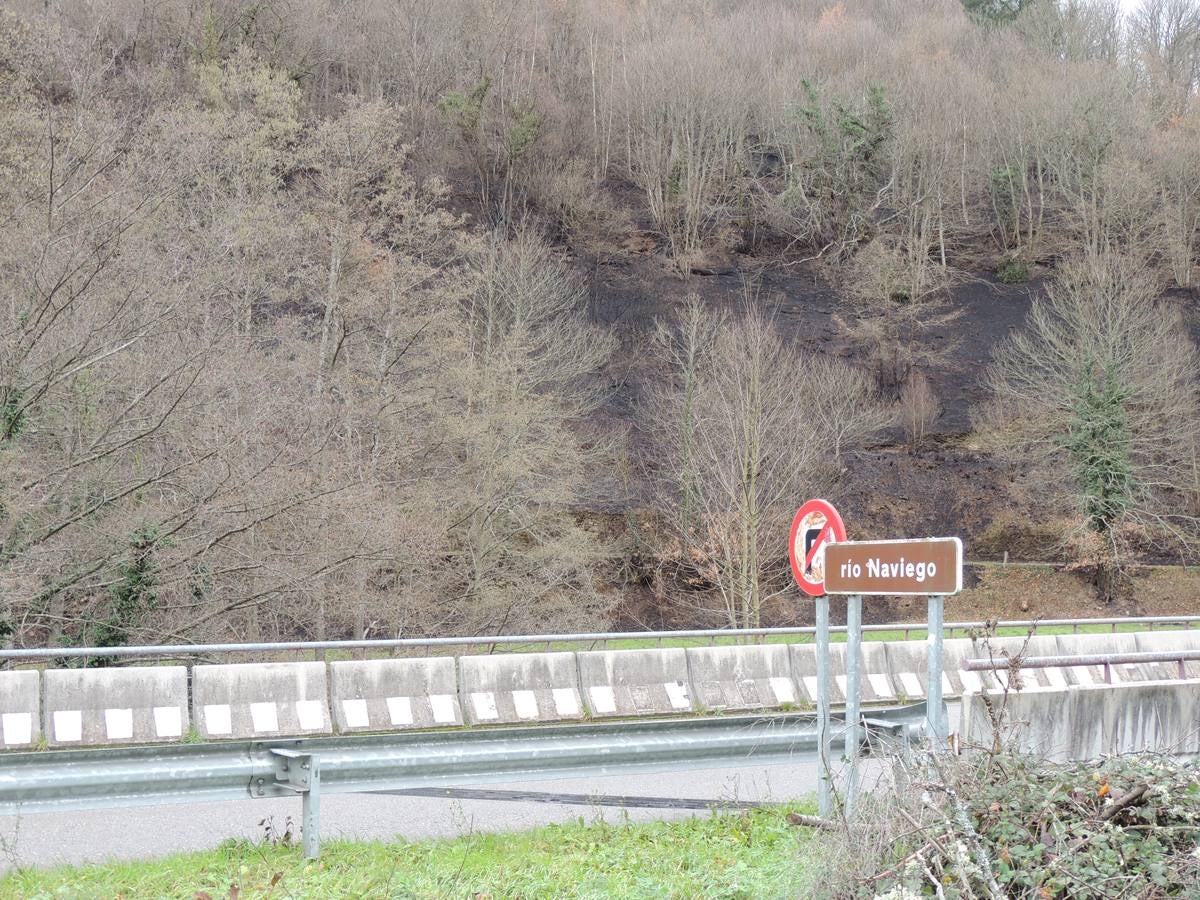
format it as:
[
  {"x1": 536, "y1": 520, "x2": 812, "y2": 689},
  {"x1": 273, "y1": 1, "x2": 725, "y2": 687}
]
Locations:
[{"x1": 2, "y1": 0, "x2": 1200, "y2": 650}]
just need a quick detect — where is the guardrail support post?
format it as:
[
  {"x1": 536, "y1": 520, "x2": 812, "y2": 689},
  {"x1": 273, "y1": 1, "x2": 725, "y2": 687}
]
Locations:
[
  {"x1": 270, "y1": 749, "x2": 321, "y2": 860},
  {"x1": 303, "y1": 758, "x2": 321, "y2": 860}
]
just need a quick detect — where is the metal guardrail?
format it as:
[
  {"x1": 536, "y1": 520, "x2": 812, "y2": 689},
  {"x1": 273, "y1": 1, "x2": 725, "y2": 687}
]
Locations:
[
  {"x1": 3, "y1": 615, "x2": 1198, "y2": 662},
  {"x1": 0, "y1": 705, "x2": 931, "y2": 858},
  {"x1": 964, "y1": 649, "x2": 1200, "y2": 683}
]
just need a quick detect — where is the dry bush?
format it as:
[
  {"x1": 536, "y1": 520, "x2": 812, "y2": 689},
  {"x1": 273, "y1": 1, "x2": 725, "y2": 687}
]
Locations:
[
  {"x1": 814, "y1": 630, "x2": 1200, "y2": 897},
  {"x1": 818, "y1": 745, "x2": 1200, "y2": 897},
  {"x1": 900, "y1": 371, "x2": 941, "y2": 448},
  {"x1": 837, "y1": 237, "x2": 962, "y2": 393},
  {"x1": 620, "y1": 28, "x2": 749, "y2": 267},
  {"x1": 522, "y1": 154, "x2": 631, "y2": 242},
  {"x1": 757, "y1": 80, "x2": 893, "y2": 259}
]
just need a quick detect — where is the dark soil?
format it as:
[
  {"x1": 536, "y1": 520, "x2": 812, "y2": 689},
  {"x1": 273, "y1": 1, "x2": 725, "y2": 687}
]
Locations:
[{"x1": 572, "y1": 213, "x2": 1198, "y2": 624}]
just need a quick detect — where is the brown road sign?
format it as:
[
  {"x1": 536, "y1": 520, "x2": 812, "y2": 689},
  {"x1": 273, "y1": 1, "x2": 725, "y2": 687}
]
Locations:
[{"x1": 824, "y1": 538, "x2": 962, "y2": 596}]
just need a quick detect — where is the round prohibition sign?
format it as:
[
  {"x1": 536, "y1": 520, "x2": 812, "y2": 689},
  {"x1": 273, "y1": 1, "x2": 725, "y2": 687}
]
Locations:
[{"x1": 788, "y1": 499, "x2": 847, "y2": 597}]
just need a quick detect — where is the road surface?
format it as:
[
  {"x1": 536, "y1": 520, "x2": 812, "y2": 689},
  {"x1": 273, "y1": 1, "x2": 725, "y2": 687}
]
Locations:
[
  {"x1": 0, "y1": 758, "x2": 893, "y2": 871},
  {"x1": 2, "y1": 703, "x2": 960, "y2": 871}
]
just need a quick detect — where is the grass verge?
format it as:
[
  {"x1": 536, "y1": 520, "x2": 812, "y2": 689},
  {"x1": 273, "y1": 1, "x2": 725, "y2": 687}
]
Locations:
[
  {"x1": 356, "y1": 621, "x2": 1191, "y2": 657},
  {"x1": 250, "y1": 621, "x2": 1196, "y2": 663},
  {"x1": 0, "y1": 805, "x2": 821, "y2": 899},
  {"x1": 10, "y1": 622, "x2": 1195, "y2": 670}
]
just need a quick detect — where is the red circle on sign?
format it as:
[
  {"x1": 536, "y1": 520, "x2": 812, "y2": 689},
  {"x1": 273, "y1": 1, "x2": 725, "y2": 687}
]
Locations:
[{"x1": 788, "y1": 499, "x2": 847, "y2": 597}]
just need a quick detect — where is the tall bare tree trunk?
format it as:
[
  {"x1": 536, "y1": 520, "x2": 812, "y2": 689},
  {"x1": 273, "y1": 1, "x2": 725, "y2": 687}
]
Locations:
[{"x1": 316, "y1": 236, "x2": 344, "y2": 396}]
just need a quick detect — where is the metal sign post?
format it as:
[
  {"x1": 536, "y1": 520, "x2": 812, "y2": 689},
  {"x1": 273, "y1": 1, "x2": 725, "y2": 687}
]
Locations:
[
  {"x1": 815, "y1": 594, "x2": 831, "y2": 817},
  {"x1": 844, "y1": 594, "x2": 862, "y2": 813},
  {"x1": 927, "y1": 594, "x2": 945, "y2": 747}
]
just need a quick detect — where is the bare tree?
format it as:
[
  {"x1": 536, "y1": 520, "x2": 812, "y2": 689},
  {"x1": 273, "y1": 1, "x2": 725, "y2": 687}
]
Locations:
[
  {"x1": 441, "y1": 230, "x2": 618, "y2": 635},
  {"x1": 1149, "y1": 108, "x2": 1200, "y2": 287},
  {"x1": 650, "y1": 294, "x2": 726, "y2": 544},
  {"x1": 651, "y1": 295, "x2": 893, "y2": 629},
  {"x1": 305, "y1": 99, "x2": 411, "y2": 396},
  {"x1": 168, "y1": 51, "x2": 305, "y2": 335},
  {"x1": 1129, "y1": 0, "x2": 1200, "y2": 119}
]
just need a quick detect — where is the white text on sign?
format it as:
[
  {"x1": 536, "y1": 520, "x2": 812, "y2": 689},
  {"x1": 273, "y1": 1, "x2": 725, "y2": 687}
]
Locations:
[{"x1": 840, "y1": 557, "x2": 938, "y2": 584}]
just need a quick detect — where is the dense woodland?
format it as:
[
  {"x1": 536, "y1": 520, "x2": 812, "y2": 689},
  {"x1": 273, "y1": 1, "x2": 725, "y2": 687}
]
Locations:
[{"x1": 2, "y1": 0, "x2": 1200, "y2": 650}]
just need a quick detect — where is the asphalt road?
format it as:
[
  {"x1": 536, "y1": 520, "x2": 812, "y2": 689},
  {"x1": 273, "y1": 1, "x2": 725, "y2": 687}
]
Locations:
[
  {"x1": 1, "y1": 703, "x2": 960, "y2": 871},
  {"x1": 0, "y1": 758, "x2": 892, "y2": 871}
]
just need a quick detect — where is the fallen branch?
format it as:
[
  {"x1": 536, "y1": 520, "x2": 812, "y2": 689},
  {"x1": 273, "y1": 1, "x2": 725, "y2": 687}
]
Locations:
[
  {"x1": 860, "y1": 840, "x2": 938, "y2": 885},
  {"x1": 1098, "y1": 782, "x2": 1151, "y2": 824},
  {"x1": 785, "y1": 812, "x2": 837, "y2": 831}
]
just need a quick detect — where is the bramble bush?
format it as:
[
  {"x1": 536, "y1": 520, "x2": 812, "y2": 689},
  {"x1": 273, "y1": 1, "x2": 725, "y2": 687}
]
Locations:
[{"x1": 850, "y1": 751, "x2": 1200, "y2": 898}]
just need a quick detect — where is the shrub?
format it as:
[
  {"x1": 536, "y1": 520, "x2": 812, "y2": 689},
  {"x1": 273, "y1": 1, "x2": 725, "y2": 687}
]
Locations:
[
  {"x1": 996, "y1": 256, "x2": 1030, "y2": 283},
  {"x1": 899, "y1": 371, "x2": 940, "y2": 448},
  {"x1": 847, "y1": 751, "x2": 1200, "y2": 897}
]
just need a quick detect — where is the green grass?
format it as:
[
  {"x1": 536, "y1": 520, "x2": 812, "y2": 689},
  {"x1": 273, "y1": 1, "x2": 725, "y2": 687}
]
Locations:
[
  {"x1": 13, "y1": 622, "x2": 1195, "y2": 669},
  {"x1": 0, "y1": 806, "x2": 822, "y2": 899},
  {"x1": 410, "y1": 621, "x2": 1189, "y2": 656}
]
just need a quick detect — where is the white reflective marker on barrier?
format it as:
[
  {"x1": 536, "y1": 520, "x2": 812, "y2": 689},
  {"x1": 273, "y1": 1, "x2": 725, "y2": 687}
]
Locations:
[
  {"x1": 513, "y1": 691, "x2": 539, "y2": 720},
  {"x1": 104, "y1": 709, "x2": 133, "y2": 741},
  {"x1": 342, "y1": 699, "x2": 369, "y2": 728},
  {"x1": 296, "y1": 700, "x2": 325, "y2": 731},
  {"x1": 53, "y1": 710, "x2": 82, "y2": 742},
  {"x1": 769, "y1": 677, "x2": 796, "y2": 704},
  {"x1": 471, "y1": 692, "x2": 499, "y2": 720},
  {"x1": 0, "y1": 672, "x2": 39, "y2": 747},
  {"x1": 589, "y1": 686, "x2": 617, "y2": 714},
  {"x1": 204, "y1": 704, "x2": 232, "y2": 735},
  {"x1": 429, "y1": 695, "x2": 457, "y2": 724},
  {"x1": 154, "y1": 706, "x2": 183, "y2": 738},
  {"x1": 868, "y1": 674, "x2": 895, "y2": 699},
  {"x1": 386, "y1": 697, "x2": 413, "y2": 726},
  {"x1": 552, "y1": 688, "x2": 580, "y2": 716},
  {"x1": 250, "y1": 702, "x2": 278, "y2": 733},
  {"x1": 664, "y1": 682, "x2": 690, "y2": 709},
  {"x1": 1, "y1": 713, "x2": 33, "y2": 746}
]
